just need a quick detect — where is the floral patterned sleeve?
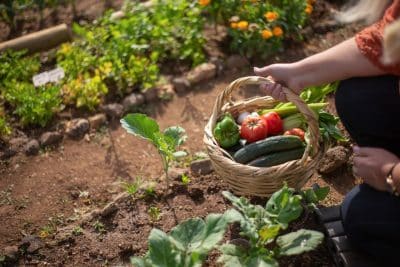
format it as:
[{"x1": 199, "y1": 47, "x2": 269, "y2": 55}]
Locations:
[{"x1": 355, "y1": 0, "x2": 400, "y2": 75}]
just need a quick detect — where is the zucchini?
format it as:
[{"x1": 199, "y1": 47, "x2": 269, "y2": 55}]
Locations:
[
  {"x1": 248, "y1": 147, "x2": 305, "y2": 167},
  {"x1": 233, "y1": 135, "x2": 304, "y2": 164}
]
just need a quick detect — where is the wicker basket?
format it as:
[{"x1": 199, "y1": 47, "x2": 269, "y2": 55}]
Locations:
[{"x1": 204, "y1": 76, "x2": 327, "y2": 197}]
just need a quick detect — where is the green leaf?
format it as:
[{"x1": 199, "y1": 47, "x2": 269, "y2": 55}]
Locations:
[
  {"x1": 163, "y1": 126, "x2": 187, "y2": 148},
  {"x1": 170, "y1": 218, "x2": 205, "y2": 251},
  {"x1": 148, "y1": 229, "x2": 183, "y2": 267},
  {"x1": 121, "y1": 113, "x2": 160, "y2": 144},
  {"x1": 130, "y1": 256, "x2": 153, "y2": 267},
  {"x1": 314, "y1": 186, "x2": 330, "y2": 201},
  {"x1": 277, "y1": 229, "x2": 324, "y2": 256},
  {"x1": 258, "y1": 225, "x2": 281, "y2": 243},
  {"x1": 218, "y1": 244, "x2": 246, "y2": 267},
  {"x1": 265, "y1": 185, "x2": 303, "y2": 228},
  {"x1": 248, "y1": 256, "x2": 279, "y2": 267},
  {"x1": 200, "y1": 212, "x2": 236, "y2": 251}
]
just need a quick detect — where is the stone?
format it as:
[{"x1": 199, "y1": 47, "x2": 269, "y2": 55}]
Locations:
[
  {"x1": 144, "y1": 87, "x2": 159, "y2": 103},
  {"x1": 88, "y1": 114, "x2": 107, "y2": 131},
  {"x1": 9, "y1": 137, "x2": 29, "y2": 152},
  {"x1": 39, "y1": 131, "x2": 63, "y2": 147},
  {"x1": 190, "y1": 159, "x2": 214, "y2": 175},
  {"x1": 318, "y1": 146, "x2": 350, "y2": 174},
  {"x1": 0, "y1": 148, "x2": 17, "y2": 160},
  {"x1": 172, "y1": 77, "x2": 190, "y2": 94},
  {"x1": 210, "y1": 57, "x2": 225, "y2": 75},
  {"x1": 20, "y1": 235, "x2": 44, "y2": 254},
  {"x1": 226, "y1": 55, "x2": 249, "y2": 70},
  {"x1": 168, "y1": 167, "x2": 188, "y2": 181},
  {"x1": 122, "y1": 93, "x2": 145, "y2": 112},
  {"x1": 101, "y1": 103, "x2": 124, "y2": 119},
  {"x1": 158, "y1": 84, "x2": 175, "y2": 101},
  {"x1": 186, "y1": 63, "x2": 216, "y2": 85},
  {"x1": 55, "y1": 227, "x2": 75, "y2": 245},
  {"x1": 24, "y1": 139, "x2": 40, "y2": 156},
  {"x1": 66, "y1": 119, "x2": 90, "y2": 139},
  {"x1": 2, "y1": 245, "x2": 19, "y2": 263}
]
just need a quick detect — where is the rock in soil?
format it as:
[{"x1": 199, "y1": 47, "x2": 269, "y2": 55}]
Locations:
[
  {"x1": 39, "y1": 131, "x2": 63, "y2": 147},
  {"x1": 144, "y1": 87, "x2": 159, "y2": 102},
  {"x1": 20, "y1": 235, "x2": 44, "y2": 254},
  {"x1": 100, "y1": 202, "x2": 118, "y2": 217},
  {"x1": 318, "y1": 146, "x2": 350, "y2": 174},
  {"x1": 172, "y1": 77, "x2": 190, "y2": 94},
  {"x1": 190, "y1": 159, "x2": 214, "y2": 175},
  {"x1": 186, "y1": 63, "x2": 217, "y2": 85},
  {"x1": 66, "y1": 118, "x2": 90, "y2": 139},
  {"x1": 101, "y1": 103, "x2": 124, "y2": 119},
  {"x1": 88, "y1": 113, "x2": 107, "y2": 130},
  {"x1": 122, "y1": 93, "x2": 145, "y2": 112},
  {"x1": 9, "y1": 137, "x2": 29, "y2": 152},
  {"x1": 24, "y1": 139, "x2": 40, "y2": 156},
  {"x1": 0, "y1": 148, "x2": 17, "y2": 160}
]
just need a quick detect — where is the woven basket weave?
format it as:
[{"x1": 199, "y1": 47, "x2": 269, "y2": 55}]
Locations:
[{"x1": 204, "y1": 76, "x2": 327, "y2": 197}]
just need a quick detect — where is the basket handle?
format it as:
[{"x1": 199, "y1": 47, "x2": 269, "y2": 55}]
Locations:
[{"x1": 210, "y1": 76, "x2": 320, "y2": 155}]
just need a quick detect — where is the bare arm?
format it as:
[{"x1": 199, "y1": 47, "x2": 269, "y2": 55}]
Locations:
[{"x1": 254, "y1": 38, "x2": 386, "y2": 100}]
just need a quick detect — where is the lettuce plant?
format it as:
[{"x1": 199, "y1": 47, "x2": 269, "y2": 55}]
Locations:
[{"x1": 218, "y1": 184, "x2": 328, "y2": 267}]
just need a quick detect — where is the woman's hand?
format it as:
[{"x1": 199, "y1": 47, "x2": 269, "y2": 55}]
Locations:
[
  {"x1": 254, "y1": 63, "x2": 305, "y2": 102},
  {"x1": 352, "y1": 146, "x2": 400, "y2": 192}
]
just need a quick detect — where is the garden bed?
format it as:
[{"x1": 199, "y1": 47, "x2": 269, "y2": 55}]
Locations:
[{"x1": 0, "y1": 0, "x2": 363, "y2": 266}]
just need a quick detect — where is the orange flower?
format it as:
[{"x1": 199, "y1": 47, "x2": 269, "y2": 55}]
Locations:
[
  {"x1": 261, "y1": 29, "x2": 273, "y2": 40},
  {"x1": 264, "y1": 11, "x2": 279, "y2": 22},
  {"x1": 198, "y1": 0, "x2": 210, "y2": 6},
  {"x1": 237, "y1": 21, "x2": 249, "y2": 30},
  {"x1": 272, "y1": 26, "x2": 283, "y2": 37},
  {"x1": 305, "y1": 4, "x2": 313, "y2": 14},
  {"x1": 230, "y1": 22, "x2": 238, "y2": 29}
]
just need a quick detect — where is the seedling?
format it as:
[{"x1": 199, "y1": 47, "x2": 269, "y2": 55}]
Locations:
[
  {"x1": 72, "y1": 226, "x2": 83, "y2": 236},
  {"x1": 181, "y1": 173, "x2": 191, "y2": 186},
  {"x1": 93, "y1": 220, "x2": 106, "y2": 234},
  {"x1": 122, "y1": 177, "x2": 142, "y2": 197},
  {"x1": 121, "y1": 113, "x2": 187, "y2": 187},
  {"x1": 148, "y1": 206, "x2": 161, "y2": 222}
]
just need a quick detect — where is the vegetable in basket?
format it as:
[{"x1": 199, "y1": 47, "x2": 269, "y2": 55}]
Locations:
[
  {"x1": 240, "y1": 114, "x2": 268, "y2": 143},
  {"x1": 213, "y1": 113, "x2": 240, "y2": 148},
  {"x1": 261, "y1": 111, "x2": 283, "y2": 135}
]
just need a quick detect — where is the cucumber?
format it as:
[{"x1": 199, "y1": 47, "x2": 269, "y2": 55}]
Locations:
[
  {"x1": 248, "y1": 147, "x2": 305, "y2": 167},
  {"x1": 233, "y1": 135, "x2": 304, "y2": 164}
]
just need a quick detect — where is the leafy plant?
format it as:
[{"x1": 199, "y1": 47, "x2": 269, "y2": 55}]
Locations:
[
  {"x1": 148, "y1": 206, "x2": 161, "y2": 222},
  {"x1": 120, "y1": 113, "x2": 187, "y2": 186},
  {"x1": 218, "y1": 184, "x2": 328, "y2": 266},
  {"x1": 181, "y1": 174, "x2": 191, "y2": 186},
  {"x1": 131, "y1": 209, "x2": 240, "y2": 267},
  {"x1": 3, "y1": 82, "x2": 62, "y2": 127},
  {"x1": 199, "y1": 0, "x2": 314, "y2": 58},
  {"x1": 72, "y1": 226, "x2": 83, "y2": 236},
  {"x1": 93, "y1": 220, "x2": 106, "y2": 234},
  {"x1": 122, "y1": 177, "x2": 143, "y2": 197}
]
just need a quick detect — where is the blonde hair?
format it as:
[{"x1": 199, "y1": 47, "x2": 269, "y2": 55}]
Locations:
[{"x1": 336, "y1": 0, "x2": 392, "y2": 24}]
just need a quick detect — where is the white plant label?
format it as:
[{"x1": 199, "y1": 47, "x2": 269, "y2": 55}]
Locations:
[{"x1": 32, "y1": 67, "x2": 65, "y2": 87}]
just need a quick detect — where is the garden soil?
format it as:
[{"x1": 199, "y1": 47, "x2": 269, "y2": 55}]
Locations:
[{"x1": 0, "y1": 1, "x2": 363, "y2": 266}]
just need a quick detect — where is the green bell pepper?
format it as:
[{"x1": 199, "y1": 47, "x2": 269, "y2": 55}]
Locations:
[{"x1": 213, "y1": 113, "x2": 240, "y2": 148}]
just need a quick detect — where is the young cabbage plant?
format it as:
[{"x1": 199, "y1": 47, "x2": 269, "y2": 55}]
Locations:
[
  {"x1": 131, "y1": 209, "x2": 241, "y2": 267},
  {"x1": 218, "y1": 184, "x2": 328, "y2": 267},
  {"x1": 120, "y1": 113, "x2": 187, "y2": 186}
]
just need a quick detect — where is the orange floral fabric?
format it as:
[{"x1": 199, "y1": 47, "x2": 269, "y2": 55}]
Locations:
[{"x1": 355, "y1": 0, "x2": 400, "y2": 75}]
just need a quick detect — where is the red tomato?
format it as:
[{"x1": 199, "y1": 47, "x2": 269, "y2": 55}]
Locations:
[
  {"x1": 284, "y1": 128, "x2": 305, "y2": 141},
  {"x1": 240, "y1": 116, "x2": 268, "y2": 143},
  {"x1": 261, "y1": 112, "x2": 283, "y2": 135}
]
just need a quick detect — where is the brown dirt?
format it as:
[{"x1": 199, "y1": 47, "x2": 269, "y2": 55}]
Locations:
[{"x1": 0, "y1": 1, "x2": 363, "y2": 266}]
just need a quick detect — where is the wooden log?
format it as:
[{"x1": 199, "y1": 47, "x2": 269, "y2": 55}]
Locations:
[{"x1": 0, "y1": 24, "x2": 72, "y2": 54}]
